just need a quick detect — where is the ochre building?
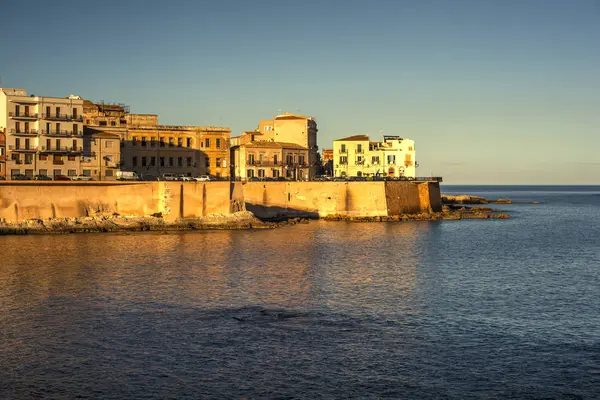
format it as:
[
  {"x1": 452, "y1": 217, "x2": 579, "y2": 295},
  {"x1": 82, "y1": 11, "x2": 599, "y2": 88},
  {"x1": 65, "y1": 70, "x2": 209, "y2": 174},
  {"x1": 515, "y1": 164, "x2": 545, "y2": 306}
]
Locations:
[
  {"x1": 83, "y1": 102, "x2": 230, "y2": 179},
  {"x1": 231, "y1": 141, "x2": 309, "y2": 180}
]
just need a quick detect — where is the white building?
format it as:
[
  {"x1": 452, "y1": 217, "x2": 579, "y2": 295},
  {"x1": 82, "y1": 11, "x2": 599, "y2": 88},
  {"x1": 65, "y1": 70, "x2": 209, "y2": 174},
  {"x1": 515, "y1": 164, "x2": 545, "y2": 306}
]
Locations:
[
  {"x1": 333, "y1": 135, "x2": 417, "y2": 178},
  {"x1": 0, "y1": 88, "x2": 84, "y2": 179}
]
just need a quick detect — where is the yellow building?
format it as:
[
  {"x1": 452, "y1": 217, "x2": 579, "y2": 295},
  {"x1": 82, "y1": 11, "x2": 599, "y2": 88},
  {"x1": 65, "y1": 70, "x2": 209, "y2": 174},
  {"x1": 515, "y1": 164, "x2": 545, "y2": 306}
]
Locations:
[
  {"x1": 333, "y1": 135, "x2": 416, "y2": 178},
  {"x1": 231, "y1": 141, "x2": 309, "y2": 180},
  {"x1": 83, "y1": 102, "x2": 230, "y2": 179},
  {"x1": 237, "y1": 112, "x2": 318, "y2": 178},
  {"x1": 0, "y1": 88, "x2": 84, "y2": 179}
]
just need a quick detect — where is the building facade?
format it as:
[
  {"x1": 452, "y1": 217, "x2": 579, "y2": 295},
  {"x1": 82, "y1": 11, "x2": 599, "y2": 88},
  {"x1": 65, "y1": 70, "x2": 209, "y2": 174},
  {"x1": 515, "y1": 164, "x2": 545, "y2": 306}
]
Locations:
[
  {"x1": 83, "y1": 102, "x2": 231, "y2": 179},
  {"x1": 231, "y1": 141, "x2": 309, "y2": 180},
  {"x1": 236, "y1": 112, "x2": 319, "y2": 178},
  {"x1": 0, "y1": 88, "x2": 84, "y2": 179},
  {"x1": 81, "y1": 132, "x2": 121, "y2": 180},
  {"x1": 321, "y1": 149, "x2": 333, "y2": 176},
  {"x1": 333, "y1": 135, "x2": 416, "y2": 178}
]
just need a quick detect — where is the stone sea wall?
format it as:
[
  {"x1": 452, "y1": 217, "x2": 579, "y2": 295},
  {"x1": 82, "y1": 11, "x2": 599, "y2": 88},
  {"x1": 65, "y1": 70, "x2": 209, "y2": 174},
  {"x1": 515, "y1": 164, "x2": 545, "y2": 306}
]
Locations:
[{"x1": 0, "y1": 181, "x2": 441, "y2": 223}]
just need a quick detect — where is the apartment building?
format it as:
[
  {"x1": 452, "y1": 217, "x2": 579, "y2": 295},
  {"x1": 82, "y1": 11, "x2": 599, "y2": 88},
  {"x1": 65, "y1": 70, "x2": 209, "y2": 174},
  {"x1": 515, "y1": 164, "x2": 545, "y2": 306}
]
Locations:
[
  {"x1": 0, "y1": 88, "x2": 84, "y2": 179},
  {"x1": 333, "y1": 135, "x2": 416, "y2": 178},
  {"x1": 235, "y1": 112, "x2": 319, "y2": 178},
  {"x1": 321, "y1": 149, "x2": 333, "y2": 176},
  {"x1": 83, "y1": 102, "x2": 230, "y2": 178},
  {"x1": 231, "y1": 141, "x2": 309, "y2": 180}
]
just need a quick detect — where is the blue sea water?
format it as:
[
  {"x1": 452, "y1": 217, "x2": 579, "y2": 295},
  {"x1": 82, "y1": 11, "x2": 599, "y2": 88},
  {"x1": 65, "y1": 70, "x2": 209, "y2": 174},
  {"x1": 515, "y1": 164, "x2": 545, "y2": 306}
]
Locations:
[{"x1": 1, "y1": 185, "x2": 599, "y2": 399}]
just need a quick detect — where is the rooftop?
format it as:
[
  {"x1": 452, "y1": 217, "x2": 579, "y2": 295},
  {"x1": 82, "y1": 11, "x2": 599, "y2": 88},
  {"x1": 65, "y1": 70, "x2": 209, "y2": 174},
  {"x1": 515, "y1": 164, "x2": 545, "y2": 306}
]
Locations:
[
  {"x1": 335, "y1": 135, "x2": 370, "y2": 142},
  {"x1": 242, "y1": 141, "x2": 308, "y2": 150}
]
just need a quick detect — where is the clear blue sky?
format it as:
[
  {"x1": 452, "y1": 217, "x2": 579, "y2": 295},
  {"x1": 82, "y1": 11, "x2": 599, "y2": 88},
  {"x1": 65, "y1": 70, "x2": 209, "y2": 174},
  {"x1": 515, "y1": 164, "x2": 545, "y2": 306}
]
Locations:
[{"x1": 2, "y1": 0, "x2": 599, "y2": 183}]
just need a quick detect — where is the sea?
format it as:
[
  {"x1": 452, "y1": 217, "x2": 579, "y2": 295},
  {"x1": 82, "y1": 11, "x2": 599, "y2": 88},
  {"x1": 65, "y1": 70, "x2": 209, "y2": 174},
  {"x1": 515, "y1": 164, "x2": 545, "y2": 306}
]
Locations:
[{"x1": 1, "y1": 185, "x2": 599, "y2": 399}]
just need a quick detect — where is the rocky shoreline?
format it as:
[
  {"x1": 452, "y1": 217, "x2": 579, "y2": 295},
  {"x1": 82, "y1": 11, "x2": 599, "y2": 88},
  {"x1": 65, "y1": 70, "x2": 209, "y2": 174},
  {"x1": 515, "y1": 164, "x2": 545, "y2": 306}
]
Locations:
[{"x1": 0, "y1": 194, "x2": 518, "y2": 235}]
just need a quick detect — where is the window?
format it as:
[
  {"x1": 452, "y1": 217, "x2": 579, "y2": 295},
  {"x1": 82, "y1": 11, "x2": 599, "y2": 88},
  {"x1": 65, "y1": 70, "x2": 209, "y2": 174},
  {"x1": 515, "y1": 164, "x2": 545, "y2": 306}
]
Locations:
[
  {"x1": 205, "y1": 138, "x2": 210, "y2": 148},
  {"x1": 273, "y1": 155, "x2": 278, "y2": 165},
  {"x1": 24, "y1": 122, "x2": 29, "y2": 133},
  {"x1": 53, "y1": 155, "x2": 63, "y2": 164},
  {"x1": 160, "y1": 157, "x2": 165, "y2": 167},
  {"x1": 132, "y1": 156, "x2": 138, "y2": 166},
  {"x1": 205, "y1": 157, "x2": 210, "y2": 168},
  {"x1": 120, "y1": 119, "x2": 127, "y2": 125},
  {"x1": 83, "y1": 169, "x2": 91, "y2": 176},
  {"x1": 258, "y1": 169, "x2": 265, "y2": 178},
  {"x1": 11, "y1": 169, "x2": 21, "y2": 176},
  {"x1": 56, "y1": 107, "x2": 60, "y2": 118},
  {"x1": 357, "y1": 144, "x2": 362, "y2": 153},
  {"x1": 247, "y1": 169, "x2": 254, "y2": 178},
  {"x1": 169, "y1": 138, "x2": 174, "y2": 147},
  {"x1": 106, "y1": 141, "x2": 113, "y2": 148},
  {"x1": 178, "y1": 157, "x2": 183, "y2": 167},
  {"x1": 25, "y1": 169, "x2": 34, "y2": 177},
  {"x1": 46, "y1": 122, "x2": 51, "y2": 134},
  {"x1": 68, "y1": 169, "x2": 76, "y2": 177},
  {"x1": 40, "y1": 154, "x2": 48, "y2": 161},
  {"x1": 46, "y1": 106, "x2": 51, "y2": 118},
  {"x1": 86, "y1": 119, "x2": 90, "y2": 124},
  {"x1": 73, "y1": 108, "x2": 78, "y2": 119},
  {"x1": 132, "y1": 137, "x2": 137, "y2": 146},
  {"x1": 150, "y1": 137, "x2": 156, "y2": 147},
  {"x1": 151, "y1": 157, "x2": 156, "y2": 167},
  {"x1": 408, "y1": 146, "x2": 413, "y2": 151},
  {"x1": 99, "y1": 121, "x2": 108, "y2": 126},
  {"x1": 53, "y1": 169, "x2": 61, "y2": 177},
  {"x1": 372, "y1": 156, "x2": 380, "y2": 165},
  {"x1": 160, "y1": 137, "x2": 165, "y2": 147},
  {"x1": 186, "y1": 157, "x2": 192, "y2": 167},
  {"x1": 142, "y1": 157, "x2": 147, "y2": 167},
  {"x1": 55, "y1": 123, "x2": 61, "y2": 134},
  {"x1": 177, "y1": 138, "x2": 183, "y2": 147},
  {"x1": 216, "y1": 158, "x2": 221, "y2": 168},
  {"x1": 341, "y1": 144, "x2": 346, "y2": 153},
  {"x1": 186, "y1": 138, "x2": 192, "y2": 147},
  {"x1": 105, "y1": 170, "x2": 113, "y2": 177},
  {"x1": 73, "y1": 124, "x2": 78, "y2": 135},
  {"x1": 15, "y1": 105, "x2": 20, "y2": 116},
  {"x1": 387, "y1": 155, "x2": 396, "y2": 164},
  {"x1": 216, "y1": 138, "x2": 221, "y2": 148},
  {"x1": 72, "y1": 139, "x2": 77, "y2": 150},
  {"x1": 272, "y1": 169, "x2": 280, "y2": 178},
  {"x1": 39, "y1": 169, "x2": 47, "y2": 176},
  {"x1": 356, "y1": 156, "x2": 363, "y2": 164},
  {"x1": 299, "y1": 155, "x2": 305, "y2": 165},
  {"x1": 110, "y1": 121, "x2": 116, "y2": 126},
  {"x1": 15, "y1": 138, "x2": 20, "y2": 149},
  {"x1": 248, "y1": 154, "x2": 255, "y2": 165},
  {"x1": 0, "y1": 147, "x2": 3, "y2": 156},
  {"x1": 25, "y1": 154, "x2": 33, "y2": 164},
  {"x1": 120, "y1": 139, "x2": 125, "y2": 148},
  {"x1": 68, "y1": 156, "x2": 76, "y2": 161},
  {"x1": 169, "y1": 157, "x2": 174, "y2": 167},
  {"x1": 24, "y1": 106, "x2": 29, "y2": 116},
  {"x1": 141, "y1": 137, "x2": 147, "y2": 147},
  {"x1": 15, "y1": 122, "x2": 20, "y2": 133},
  {"x1": 339, "y1": 156, "x2": 348, "y2": 164}
]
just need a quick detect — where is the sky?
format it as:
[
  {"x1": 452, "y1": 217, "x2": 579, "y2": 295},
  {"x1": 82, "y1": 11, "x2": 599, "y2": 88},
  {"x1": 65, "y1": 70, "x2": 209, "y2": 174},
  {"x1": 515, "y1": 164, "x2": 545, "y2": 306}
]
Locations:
[{"x1": 1, "y1": 0, "x2": 599, "y2": 184}]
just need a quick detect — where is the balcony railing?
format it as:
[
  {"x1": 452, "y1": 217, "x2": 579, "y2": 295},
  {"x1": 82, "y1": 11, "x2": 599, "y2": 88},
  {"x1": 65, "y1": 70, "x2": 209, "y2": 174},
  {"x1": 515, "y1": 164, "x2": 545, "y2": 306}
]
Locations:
[
  {"x1": 40, "y1": 130, "x2": 81, "y2": 137},
  {"x1": 339, "y1": 149, "x2": 347, "y2": 154},
  {"x1": 53, "y1": 161, "x2": 65, "y2": 165},
  {"x1": 9, "y1": 112, "x2": 39, "y2": 119},
  {"x1": 13, "y1": 160, "x2": 23, "y2": 164},
  {"x1": 247, "y1": 160, "x2": 281, "y2": 167},
  {"x1": 355, "y1": 149, "x2": 364, "y2": 154},
  {"x1": 356, "y1": 159, "x2": 365, "y2": 165},
  {"x1": 43, "y1": 114, "x2": 83, "y2": 122},
  {"x1": 40, "y1": 146, "x2": 83, "y2": 153},
  {"x1": 8, "y1": 145, "x2": 39, "y2": 152},
  {"x1": 9, "y1": 129, "x2": 38, "y2": 136}
]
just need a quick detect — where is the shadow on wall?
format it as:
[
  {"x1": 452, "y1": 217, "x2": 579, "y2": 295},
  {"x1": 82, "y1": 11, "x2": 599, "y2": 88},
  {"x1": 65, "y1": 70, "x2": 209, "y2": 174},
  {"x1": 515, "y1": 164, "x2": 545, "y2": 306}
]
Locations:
[{"x1": 245, "y1": 203, "x2": 320, "y2": 220}]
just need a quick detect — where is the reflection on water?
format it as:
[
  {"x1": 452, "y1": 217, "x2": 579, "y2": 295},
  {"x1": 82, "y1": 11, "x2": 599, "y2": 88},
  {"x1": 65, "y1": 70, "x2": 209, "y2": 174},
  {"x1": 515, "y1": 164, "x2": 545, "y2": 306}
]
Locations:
[{"x1": 0, "y1": 222, "x2": 423, "y2": 314}]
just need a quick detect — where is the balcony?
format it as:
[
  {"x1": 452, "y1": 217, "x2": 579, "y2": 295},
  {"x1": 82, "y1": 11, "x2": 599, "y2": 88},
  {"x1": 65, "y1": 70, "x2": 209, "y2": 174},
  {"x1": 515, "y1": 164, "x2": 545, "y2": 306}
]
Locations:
[
  {"x1": 43, "y1": 114, "x2": 83, "y2": 122},
  {"x1": 53, "y1": 161, "x2": 65, "y2": 165},
  {"x1": 13, "y1": 159, "x2": 23, "y2": 164},
  {"x1": 339, "y1": 149, "x2": 347, "y2": 154},
  {"x1": 40, "y1": 146, "x2": 82, "y2": 154},
  {"x1": 9, "y1": 145, "x2": 38, "y2": 152},
  {"x1": 247, "y1": 160, "x2": 281, "y2": 167},
  {"x1": 40, "y1": 129, "x2": 82, "y2": 137},
  {"x1": 355, "y1": 149, "x2": 364, "y2": 154},
  {"x1": 9, "y1": 112, "x2": 39, "y2": 120},
  {"x1": 9, "y1": 129, "x2": 38, "y2": 136},
  {"x1": 356, "y1": 159, "x2": 365, "y2": 165}
]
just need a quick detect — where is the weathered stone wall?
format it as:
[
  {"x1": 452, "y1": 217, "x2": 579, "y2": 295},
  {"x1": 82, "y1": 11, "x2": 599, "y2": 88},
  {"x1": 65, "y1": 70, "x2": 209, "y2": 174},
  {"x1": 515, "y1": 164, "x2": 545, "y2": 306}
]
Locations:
[
  {"x1": 0, "y1": 182, "x2": 232, "y2": 223},
  {"x1": 0, "y1": 181, "x2": 441, "y2": 222}
]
